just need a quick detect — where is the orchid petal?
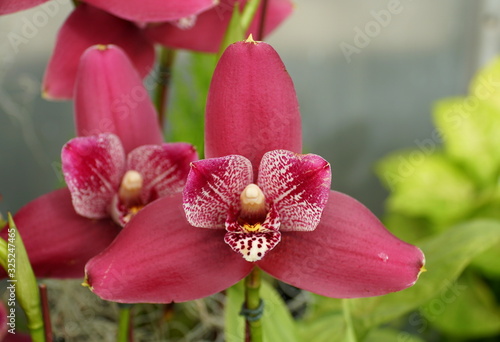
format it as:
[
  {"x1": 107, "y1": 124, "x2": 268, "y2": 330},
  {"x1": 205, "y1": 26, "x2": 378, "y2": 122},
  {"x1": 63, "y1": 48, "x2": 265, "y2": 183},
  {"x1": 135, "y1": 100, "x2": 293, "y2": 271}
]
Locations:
[
  {"x1": 258, "y1": 150, "x2": 331, "y2": 231},
  {"x1": 205, "y1": 39, "x2": 302, "y2": 173},
  {"x1": 62, "y1": 134, "x2": 126, "y2": 219},
  {"x1": 145, "y1": 0, "x2": 294, "y2": 53},
  {"x1": 82, "y1": 0, "x2": 217, "y2": 23},
  {"x1": 85, "y1": 194, "x2": 253, "y2": 303},
  {"x1": 42, "y1": 4, "x2": 155, "y2": 100},
  {"x1": 0, "y1": 0, "x2": 48, "y2": 14},
  {"x1": 257, "y1": 191, "x2": 425, "y2": 298},
  {"x1": 183, "y1": 155, "x2": 253, "y2": 229},
  {"x1": 74, "y1": 44, "x2": 163, "y2": 153},
  {"x1": 127, "y1": 143, "x2": 198, "y2": 203},
  {"x1": 0, "y1": 189, "x2": 120, "y2": 278}
]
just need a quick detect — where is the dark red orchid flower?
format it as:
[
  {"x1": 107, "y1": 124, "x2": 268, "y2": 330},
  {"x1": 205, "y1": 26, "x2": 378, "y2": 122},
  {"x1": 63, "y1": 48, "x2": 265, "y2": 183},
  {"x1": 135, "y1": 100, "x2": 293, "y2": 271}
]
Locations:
[
  {"x1": 85, "y1": 38, "x2": 425, "y2": 303},
  {"x1": 1, "y1": 45, "x2": 196, "y2": 278}
]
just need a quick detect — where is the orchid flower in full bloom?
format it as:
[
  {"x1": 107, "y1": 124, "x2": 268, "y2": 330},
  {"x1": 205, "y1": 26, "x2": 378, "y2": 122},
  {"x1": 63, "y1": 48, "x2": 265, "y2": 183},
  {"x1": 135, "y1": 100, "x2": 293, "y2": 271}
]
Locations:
[
  {"x1": 84, "y1": 38, "x2": 425, "y2": 303},
  {"x1": 1, "y1": 45, "x2": 197, "y2": 278}
]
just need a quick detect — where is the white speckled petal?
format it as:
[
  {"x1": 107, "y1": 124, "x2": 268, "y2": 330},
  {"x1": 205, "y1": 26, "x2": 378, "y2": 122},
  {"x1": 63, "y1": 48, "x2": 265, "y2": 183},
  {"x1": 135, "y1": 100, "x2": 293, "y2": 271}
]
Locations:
[
  {"x1": 127, "y1": 143, "x2": 198, "y2": 203},
  {"x1": 183, "y1": 155, "x2": 253, "y2": 229},
  {"x1": 62, "y1": 133, "x2": 126, "y2": 219},
  {"x1": 258, "y1": 150, "x2": 331, "y2": 231}
]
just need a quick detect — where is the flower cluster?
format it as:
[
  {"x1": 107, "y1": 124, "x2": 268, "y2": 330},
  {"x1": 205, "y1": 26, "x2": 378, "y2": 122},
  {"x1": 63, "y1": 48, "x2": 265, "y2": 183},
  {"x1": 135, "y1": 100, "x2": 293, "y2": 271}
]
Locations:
[{"x1": 2, "y1": 0, "x2": 424, "y2": 317}]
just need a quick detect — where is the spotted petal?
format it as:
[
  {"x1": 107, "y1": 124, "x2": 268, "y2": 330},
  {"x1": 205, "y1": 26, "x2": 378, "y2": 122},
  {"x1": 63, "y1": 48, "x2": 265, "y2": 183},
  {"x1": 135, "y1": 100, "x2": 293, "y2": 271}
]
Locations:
[
  {"x1": 183, "y1": 155, "x2": 253, "y2": 229},
  {"x1": 42, "y1": 4, "x2": 155, "y2": 100},
  {"x1": 258, "y1": 150, "x2": 331, "y2": 231},
  {"x1": 62, "y1": 133, "x2": 126, "y2": 219},
  {"x1": 127, "y1": 143, "x2": 198, "y2": 203},
  {"x1": 257, "y1": 191, "x2": 426, "y2": 298}
]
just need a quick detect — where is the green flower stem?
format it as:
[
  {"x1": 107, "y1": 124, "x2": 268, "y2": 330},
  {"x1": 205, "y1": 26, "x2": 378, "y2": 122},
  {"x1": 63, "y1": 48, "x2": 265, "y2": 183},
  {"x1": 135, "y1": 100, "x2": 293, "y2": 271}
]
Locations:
[
  {"x1": 153, "y1": 47, "x2": 176, "y2": 128},
  {"x1": 117, "y1": 304, "x2": 133, "y2": 342},
  {"x1": 244, "y1": 268, "x2": 263, "y2": 342}
]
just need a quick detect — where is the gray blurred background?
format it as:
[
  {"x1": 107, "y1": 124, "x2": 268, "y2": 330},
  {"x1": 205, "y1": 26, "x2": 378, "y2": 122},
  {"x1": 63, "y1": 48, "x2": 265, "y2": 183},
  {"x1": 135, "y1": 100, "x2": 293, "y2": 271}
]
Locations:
[{"x1": 0, "y1": 0, "x2": 497, "y2": 217}]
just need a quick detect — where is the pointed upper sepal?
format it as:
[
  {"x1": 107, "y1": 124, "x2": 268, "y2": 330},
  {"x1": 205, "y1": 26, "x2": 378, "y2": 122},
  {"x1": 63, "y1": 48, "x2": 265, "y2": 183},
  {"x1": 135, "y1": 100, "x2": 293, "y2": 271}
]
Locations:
[
  {"x1": 74, "y1": 44, "x2": 163, "y2": 153},
  {"x1": 257, "y1": 191, "x2": 426, "y2": 298},
  {"x1": 205, "y1": 39, "x2": 302, "y2": 173},
  {"x1": 42, "y1": 4, "x2": 155, "y2": 100},
  {"x1": 62, "y1": 134, "x2": 126, "y2": 219},
  {"x1": 82, "y1": 0, "x2": 217, "y2": 23}
]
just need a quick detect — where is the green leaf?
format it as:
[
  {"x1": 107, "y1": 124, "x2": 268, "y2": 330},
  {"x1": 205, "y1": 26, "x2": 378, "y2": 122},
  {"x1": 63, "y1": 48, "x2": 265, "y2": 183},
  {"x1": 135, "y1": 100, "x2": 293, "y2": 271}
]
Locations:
[
  {"x1": 469, "y1": 56, "x2": 500, "y2": 111},
  {"x1": 470, "y1": 240, "x2": 500, "y2": 277},
  {"x1": 225, "y1": 279, "x2": 300, "y2": 342},
  {"x1": 433, "y1": 97, "x2": 500, "y2": 186},
  {"x1": 0, "y1": 214, "x2": 44, "y2": 342},
  {"x1": 346, "y1": 219, "x2": 500, "y2": 335},
  {"x1": 420, "y1": 272, "x2": 500, "y2": 338},
  {"x1": 167, "y1": 51, "x2": 216, "y2": 157},
  {"x1": 364, "y1": 328, "x2": 425, "y2": 342},
  {"x1": 376, "y1": 151, "x2": 476, "y2": 226}
]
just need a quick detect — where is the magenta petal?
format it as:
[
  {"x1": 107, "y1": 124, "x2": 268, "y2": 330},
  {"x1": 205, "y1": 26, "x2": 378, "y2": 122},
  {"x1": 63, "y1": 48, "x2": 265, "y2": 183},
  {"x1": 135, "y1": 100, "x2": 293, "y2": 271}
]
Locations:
[
  {"x1": 257, "y1": 191, "x2": 425, "y2": 298},
  {"x1": 85, "y1": 194, "x2": 253, "y2": 303},
  {"x1": 0, "y1": 189, "x2": 120, "y2": 278},
  {"x1": 258, "y1": 150, "x2": 331, "y2": 231},
  {"x1": 0, "y1": 0, "x2": 48, "y2": 14},
  {"x1": 146, "y1": 0, "x2": 293, "y2": 53},
  {"x1": 42, "y1": 4, "x2": 155, "y2": 100},
  {"x1": 82, "y1": 0, "x2": 216, "y2": 22},
  {"x1": 183, "y1": 155, "x2": 253, "y2": 228},
  {"x1": 74, "y1": 45, "x2": 163, "y2": 153},
  {"x1": 127, "y1": 143, "x2": 198, "y2": 203},
  {"x1": 62, "y1": 134, "x2": 125, "y2": 219},
  {"x1": 205, "y1": 40, "x2": 302, "y2": 172}
]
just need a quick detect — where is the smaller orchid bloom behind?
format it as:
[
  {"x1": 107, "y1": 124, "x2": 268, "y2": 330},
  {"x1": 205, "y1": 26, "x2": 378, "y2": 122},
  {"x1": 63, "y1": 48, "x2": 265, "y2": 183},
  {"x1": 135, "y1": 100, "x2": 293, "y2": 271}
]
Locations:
[
  {"x1": 62, "y1": 133, "x2": 197, "y2": 227},
  {"x1": 183, "y1": 150, "x2": 331, "y2": 261}
]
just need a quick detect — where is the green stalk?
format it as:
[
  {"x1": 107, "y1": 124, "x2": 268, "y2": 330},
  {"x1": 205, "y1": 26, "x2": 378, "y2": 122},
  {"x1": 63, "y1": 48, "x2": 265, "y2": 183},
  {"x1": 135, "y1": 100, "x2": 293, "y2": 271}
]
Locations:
[
  {"x1": 153, "y1": 47, "x2": 176, "y2": 128},
  {"x1": 244, "y1": 268, "x2": 263, "y2": 342},
  {"x1": 117, "y1": 304, "x2": 133, "y2": 342}
]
